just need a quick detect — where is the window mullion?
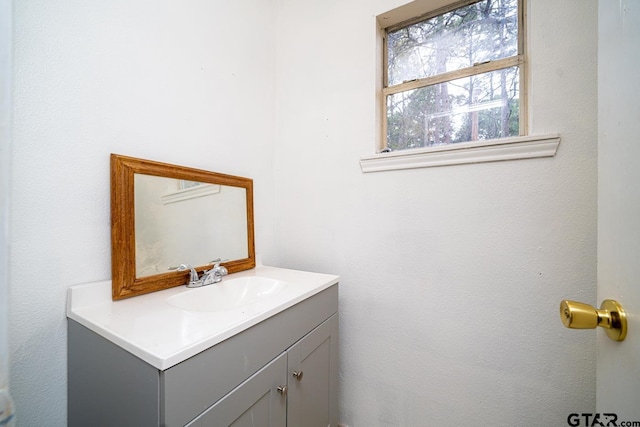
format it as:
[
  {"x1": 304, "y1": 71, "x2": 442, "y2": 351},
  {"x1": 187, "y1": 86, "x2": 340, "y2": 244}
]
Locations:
[{"x1": 383, "y1": 55, "x2": 522, "y2": 96}]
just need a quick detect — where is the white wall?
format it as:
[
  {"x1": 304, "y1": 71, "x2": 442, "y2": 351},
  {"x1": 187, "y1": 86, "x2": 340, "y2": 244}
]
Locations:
[
  {"x1": 0, "y1": 0, "x2": 15, "y2": 423},
  {"x1": 274, "y1": 0, "x2": 597, "y2": 425},
  {"x1": 10, "y1": 0, "x2": 598, "y2": 425},
  {"x1": 10, "y1": 0, "x2": 276, "y2": 425}
]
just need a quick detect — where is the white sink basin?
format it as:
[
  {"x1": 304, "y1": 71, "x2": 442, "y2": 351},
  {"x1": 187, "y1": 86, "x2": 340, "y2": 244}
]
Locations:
[{"x1": 166, "y1": 276, "x2": 289, "y2": 312}]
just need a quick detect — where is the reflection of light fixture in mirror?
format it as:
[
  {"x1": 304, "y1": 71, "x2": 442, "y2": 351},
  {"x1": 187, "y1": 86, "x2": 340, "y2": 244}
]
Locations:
[{"x1": 111, "y1": 154, "x2": 255, "y2": 300}]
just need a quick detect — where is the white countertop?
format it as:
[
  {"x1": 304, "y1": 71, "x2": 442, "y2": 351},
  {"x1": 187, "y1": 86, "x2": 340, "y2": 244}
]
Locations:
[{"x1": 67, "y1": 265, "x2": 339, "y2": 370}]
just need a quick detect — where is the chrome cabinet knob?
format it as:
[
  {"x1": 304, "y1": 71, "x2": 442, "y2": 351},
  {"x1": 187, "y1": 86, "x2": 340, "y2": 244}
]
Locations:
[
  {"x1": 277, "y1": 385, "x2": 288, "y2": 397},
  {"x1": 292, "y1": 370, "x2": 303, "y2": 381}
]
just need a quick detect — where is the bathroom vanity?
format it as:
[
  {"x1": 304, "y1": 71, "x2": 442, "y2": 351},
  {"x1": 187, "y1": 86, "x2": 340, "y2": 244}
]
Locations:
[{"x1": 67, "y1": 265, "x2": 339, "y2": 427}]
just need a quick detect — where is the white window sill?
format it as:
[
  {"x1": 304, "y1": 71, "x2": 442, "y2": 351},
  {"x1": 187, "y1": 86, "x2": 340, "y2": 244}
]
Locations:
[
  {"x1": 359, "y1": 134, "x2": 560, "y2": 173},
  {"x1": 161, "y1": 183, "x2": 221, "y2": 205}
]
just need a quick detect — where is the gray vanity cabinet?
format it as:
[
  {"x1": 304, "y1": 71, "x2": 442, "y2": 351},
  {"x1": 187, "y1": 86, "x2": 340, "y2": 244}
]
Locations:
[
  {"x1": 68, "y1": 284, "x2": 338, "y2": 427},
  {"x1": 186, "y1": 314, "x2": 338, "y2": 427}
]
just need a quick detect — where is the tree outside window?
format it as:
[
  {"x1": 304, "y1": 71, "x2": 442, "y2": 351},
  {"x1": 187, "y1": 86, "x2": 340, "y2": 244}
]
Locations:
[{"x1": 383, "y1": 0, "x2": 523, "y2": 151}]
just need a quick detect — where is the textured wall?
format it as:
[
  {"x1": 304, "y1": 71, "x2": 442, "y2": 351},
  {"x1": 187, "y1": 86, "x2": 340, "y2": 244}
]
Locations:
[
  {"x1": 273, "y1": 0, "x2": 598, "y2": 425},
  {"x1": 0, "y1": 0, "x2": 12, "y2": 405},
  {"x1": 9, "y1": 0, "x2": 598, "y2": 425},
  {"x1": 10, "y1": 1, "x2": 276, "y2": 425}
]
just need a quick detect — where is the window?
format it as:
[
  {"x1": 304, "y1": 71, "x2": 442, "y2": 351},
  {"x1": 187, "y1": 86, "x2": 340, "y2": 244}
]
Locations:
[
  {"x1": 362, "y1": 0, "x2": 559, "y2": 172},
  {"x1": 382, "y1": 0, "x2": 525, "y2": 152}
]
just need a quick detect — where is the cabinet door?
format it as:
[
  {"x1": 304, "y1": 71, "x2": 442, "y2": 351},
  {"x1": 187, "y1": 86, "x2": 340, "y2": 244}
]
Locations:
[
  {"x1": 186, "y1": 352, "x2": 287, "y2": 427},
  {"x1": 287, "y1": 314, "x2": 338, "y2": 427}
]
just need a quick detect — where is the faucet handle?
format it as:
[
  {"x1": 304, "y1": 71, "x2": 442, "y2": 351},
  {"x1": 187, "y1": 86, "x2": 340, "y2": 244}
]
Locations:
[
  {"x1": 209, "y1": 258, "x2": 229, "y2": 267},
  {"x1": 200, "y1": 259, "x2": 229, "y2": 286},
  {"x1": 209, "y1": 259, "x2": 228, "y2": 273},
  {"x1": 169, "y1": 264, "x2": 202, "y2": 287},
  {"x1": 207, "y1": 259, "x2": 229, "y2": 276}
]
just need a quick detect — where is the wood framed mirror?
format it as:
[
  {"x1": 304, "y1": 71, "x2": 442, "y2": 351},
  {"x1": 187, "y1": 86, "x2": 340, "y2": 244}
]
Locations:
[{"x1": 111, "y1": 154, "x2": 255, "y2": 300}]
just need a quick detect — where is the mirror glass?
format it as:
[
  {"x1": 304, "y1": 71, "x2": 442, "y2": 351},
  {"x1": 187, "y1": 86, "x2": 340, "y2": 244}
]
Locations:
[
  {"x1": 134, "y1": 175, "x2": 248, "y2": 278},
  {"x1": 111, "y1": 154, "x2": 255, "y2": 300}
]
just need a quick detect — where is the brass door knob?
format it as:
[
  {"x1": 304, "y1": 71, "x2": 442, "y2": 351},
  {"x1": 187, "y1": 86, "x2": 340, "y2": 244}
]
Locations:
[{"x1": 560, "y1": 299, "x2": 627, "y2": 341}]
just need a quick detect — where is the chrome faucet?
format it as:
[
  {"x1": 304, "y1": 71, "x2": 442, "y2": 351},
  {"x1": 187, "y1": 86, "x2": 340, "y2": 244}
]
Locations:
[{"x1": 172, "y1": 259, "x2": 228, "y2": 288}]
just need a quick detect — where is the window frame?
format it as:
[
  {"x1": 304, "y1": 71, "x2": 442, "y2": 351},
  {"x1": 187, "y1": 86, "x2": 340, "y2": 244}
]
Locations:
[{"x1": 378, "y1": 0, "x2": 530, "y2": 154}]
